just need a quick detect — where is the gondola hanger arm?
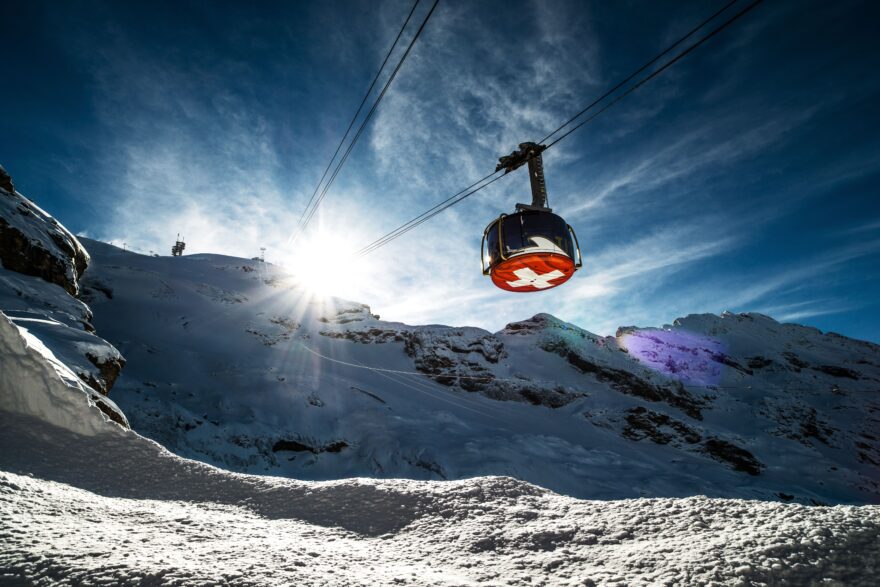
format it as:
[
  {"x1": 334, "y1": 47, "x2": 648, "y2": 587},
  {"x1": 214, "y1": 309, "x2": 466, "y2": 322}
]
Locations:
[{"x1": 496, "y1": 142, "x2": 551, "y2": 211}]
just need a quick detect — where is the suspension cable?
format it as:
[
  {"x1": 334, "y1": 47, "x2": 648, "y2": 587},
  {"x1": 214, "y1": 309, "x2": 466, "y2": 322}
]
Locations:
[
  {"x1": 537, "y1": 0, "x2": 741, "y2": 146},
  {"x1": 546, "y1": 0, "x2": 762, "y2": 150},
  {"x1": 357, "y1": 0, "x2": 763, "y2": 256},
  {"x1": 357, "y1": 171, "x2": 503, "y2": 255},
  {"x1": 290, "y1": 0, "x2": 422, "y2": 245},
  {"x1": 297, "y1": 0, "x2": 441, "y2": 240}
]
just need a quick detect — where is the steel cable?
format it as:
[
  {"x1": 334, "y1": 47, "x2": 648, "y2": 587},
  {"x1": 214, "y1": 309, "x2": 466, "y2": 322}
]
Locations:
[{"x1": 357, "y1": 0, "x2": 763, "y2": 256}]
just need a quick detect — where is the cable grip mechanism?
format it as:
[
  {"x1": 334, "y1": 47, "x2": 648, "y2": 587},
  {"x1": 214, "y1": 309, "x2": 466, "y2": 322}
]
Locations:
[{"x1": 495, "y1": 142, "x2": 550, "y2": 211}]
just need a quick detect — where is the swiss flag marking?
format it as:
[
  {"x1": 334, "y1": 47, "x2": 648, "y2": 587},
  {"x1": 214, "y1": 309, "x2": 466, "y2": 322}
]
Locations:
[
  {"x1": 490, "y1": 252, "x2": 576, "y2": 292},
  {"x1": 506, "y1": 267, "x2": 566, "y2": 289}
]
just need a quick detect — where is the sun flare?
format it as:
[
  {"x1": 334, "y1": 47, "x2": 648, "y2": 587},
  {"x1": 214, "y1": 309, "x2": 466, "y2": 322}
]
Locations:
[{"x1": 284, "y1": 229, "x2": 369, "y2": 300}]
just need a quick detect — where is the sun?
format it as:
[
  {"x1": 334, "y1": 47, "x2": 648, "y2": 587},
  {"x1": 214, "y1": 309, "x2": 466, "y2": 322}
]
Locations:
[{"x1": 284, "y1": 228, "x2": 368, "y2": 299}]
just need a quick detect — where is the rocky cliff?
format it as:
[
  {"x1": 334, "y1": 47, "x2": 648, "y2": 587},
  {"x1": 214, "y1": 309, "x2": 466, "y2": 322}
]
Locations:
[{"x1": 0, "y1": 165, "x2": 126, "y2": 424}]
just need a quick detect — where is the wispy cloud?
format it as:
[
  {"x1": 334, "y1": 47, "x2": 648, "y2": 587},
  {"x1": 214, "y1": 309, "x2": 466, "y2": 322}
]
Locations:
[
  {"x1": 566, "y1": 105, "x2": 819, "y2": 219},
  {"x1": 44, "y1": 0, "x2": 880, "y2": 341}
]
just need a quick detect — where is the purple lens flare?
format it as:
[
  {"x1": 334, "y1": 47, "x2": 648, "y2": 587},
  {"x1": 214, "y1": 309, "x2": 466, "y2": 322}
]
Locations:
[{"x1": 617, "y1": 328, "x2": 727, "y2": 386}]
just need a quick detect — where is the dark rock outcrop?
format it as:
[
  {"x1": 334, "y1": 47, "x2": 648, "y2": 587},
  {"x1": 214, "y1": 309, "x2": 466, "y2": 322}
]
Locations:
[
  {"x1": 702, "y1": 438, "x2": 763, "y2": 475},
  {"x1": 272, "y1": 438, "x2": 349, "y2": 454},
  {"x1": 85, "y1": 352, "x2": 127, "y2": 395},
  {"x1": 0, "y1": 166, "x2": 89, "y2": 295},
  {"x1": 814, "y1": 365, "x2": 860, "y2": 379},
  {"x1": 540, "y1": 338, "x2": 705, "y2": 420},
  {"x1": 319, "y1": 320, "x2": 578, "y2": 408},
  {"x1": 623, "y1": 406, "x2": 702, "y2": 445},
  {"x1": 0, "y1": 164, "x2": 13, "y2": 193}
]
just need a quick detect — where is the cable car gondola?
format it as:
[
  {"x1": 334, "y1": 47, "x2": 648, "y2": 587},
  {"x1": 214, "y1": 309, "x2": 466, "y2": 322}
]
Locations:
[{"x1": 481, "y1": 142, "x2": 582, "y2": 292}]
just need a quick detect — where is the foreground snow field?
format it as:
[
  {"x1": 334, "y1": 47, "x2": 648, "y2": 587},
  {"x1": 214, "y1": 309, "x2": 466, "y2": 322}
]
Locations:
[{"x1": 2, "y1": 412, "x2": 879, "y2": 586}]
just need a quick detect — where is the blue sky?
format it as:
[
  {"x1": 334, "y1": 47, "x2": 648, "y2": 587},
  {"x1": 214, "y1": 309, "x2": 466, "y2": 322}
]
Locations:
[{"x1": 2, "y1": 0, "x2": 880, "y2": 341}]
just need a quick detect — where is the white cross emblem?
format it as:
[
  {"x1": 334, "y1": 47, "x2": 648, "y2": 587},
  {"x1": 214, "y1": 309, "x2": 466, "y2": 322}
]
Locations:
[{"x1": 506, "y1": 267, "x2": 566, "y2": 289}]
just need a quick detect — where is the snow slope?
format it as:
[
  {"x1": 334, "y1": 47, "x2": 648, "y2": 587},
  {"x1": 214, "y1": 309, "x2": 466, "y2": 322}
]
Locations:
[
  {"x1": 1, "y1": 313, "x2": 879, "y2": 585},
  {"x1": 77, "y1": 238, "x2": 880, "y2": 505}
]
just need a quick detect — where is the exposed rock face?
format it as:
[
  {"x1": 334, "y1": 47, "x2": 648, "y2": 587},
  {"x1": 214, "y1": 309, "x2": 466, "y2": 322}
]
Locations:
[
  {"x1": 504, "y1": 314, "x2": 706, "y2": 418},
  {"x1": 272, "y1": 438, "x2": 349, "y2": 454},
  {"x1": 0, "y1": 164, "x2": 126, "y2": 411},
  {"x1": 0, "y1": 165, "x2": 13, "y2": 193},
  {"x1": 84, "y1": 352, "x2": 126, "y2": 395},
  {"x1": 0, "y1": 168, "x2": 89, "y2": 296},
  {"x1": 622, "y1": 406, "x2": 764, "y2": 475},
  {"x1": 319, "y1": 302, "x2": 380, "y2": 324},
  {"x1": 320, "y1": 312, "x2": 579, "y2": 408},
  {"x1": 93, "y1": 397, "x2": 128, "y2": 427},
  {"x1": 541, "y1": 336, "x2": 705, "y2": 419},
  {"x1": 702, "y1": 438, "x2": 763, "y2": 476},
  {"x1": 623, "y1": 406, "x2": 702, "y2": 445}
]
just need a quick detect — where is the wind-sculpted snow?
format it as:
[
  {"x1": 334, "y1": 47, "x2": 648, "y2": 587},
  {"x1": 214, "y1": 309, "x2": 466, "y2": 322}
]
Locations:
[
  {"x1": 0, "y1": 312, "x2": 127, "y2": 431},
  {"x1": 0, "y1": 268, "x2": 125, "y2": 396},
  {"x1": 1, "y1": 412, "x2": 879, "y2": 586}
]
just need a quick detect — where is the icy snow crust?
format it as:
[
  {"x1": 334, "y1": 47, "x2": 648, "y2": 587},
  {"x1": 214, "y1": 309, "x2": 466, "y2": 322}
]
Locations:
[
  {"x1": 2, "y1": 462, "x2": 879, "y2": 586},
  {"x1": 76, "y1": 238, "x2": 880, "y2": 505}
]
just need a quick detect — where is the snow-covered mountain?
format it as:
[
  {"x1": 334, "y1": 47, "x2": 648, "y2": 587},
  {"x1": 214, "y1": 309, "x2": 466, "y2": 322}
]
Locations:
[
  {"x1": 3, "y1": 163, "x2": 880, "y2": 504},
  {"x1": 2, "y1": 164, "x2": 880, "y2": 584},
  {"x1": 72, "y1": 237, "x2": 880, "y2": 504}
]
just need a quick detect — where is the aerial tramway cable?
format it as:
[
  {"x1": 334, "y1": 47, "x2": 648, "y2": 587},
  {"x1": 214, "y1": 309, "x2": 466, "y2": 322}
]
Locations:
[
  {"x1": 291, "y1": 0, "x2": 422, "y2": 244},
  {"x1": 295, "y1": 0, "x2": 441, "y2": 241},
  {"x1": 357, "y1": 0, "x2": 763, "y2": 257}
]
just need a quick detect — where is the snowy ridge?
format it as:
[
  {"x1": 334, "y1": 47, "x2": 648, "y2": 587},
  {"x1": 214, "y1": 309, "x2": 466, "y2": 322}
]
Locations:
[{"x1": 74, "y1": 237, "x2": 880, "y2": 505}]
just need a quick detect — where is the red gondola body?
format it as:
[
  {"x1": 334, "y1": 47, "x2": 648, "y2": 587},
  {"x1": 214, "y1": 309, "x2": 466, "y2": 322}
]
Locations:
[{"x1": 482, "y1": 210, "x2": 581, "y2": 293}]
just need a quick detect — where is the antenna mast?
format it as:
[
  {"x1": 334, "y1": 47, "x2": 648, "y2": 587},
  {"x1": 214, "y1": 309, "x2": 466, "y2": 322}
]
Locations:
[{"x1": 172, "y1": 234, "x2": 186, "y2": 257}]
